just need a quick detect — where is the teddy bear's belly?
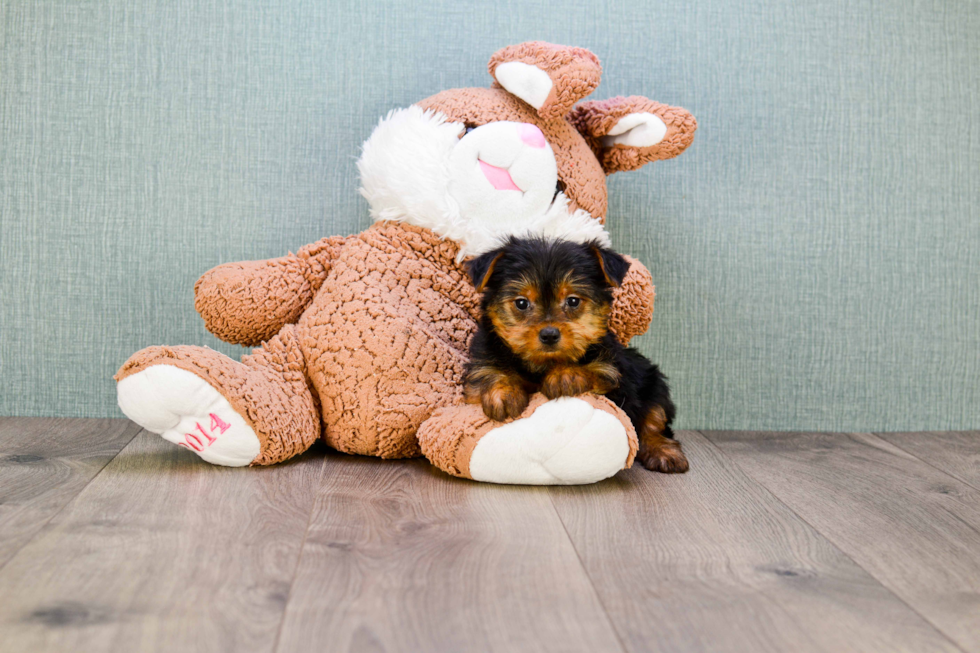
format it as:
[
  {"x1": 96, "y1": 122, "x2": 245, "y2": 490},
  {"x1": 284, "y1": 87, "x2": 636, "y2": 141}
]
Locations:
[{"x1": 297, "y1": 225, "x2": 478, "y2": 458}]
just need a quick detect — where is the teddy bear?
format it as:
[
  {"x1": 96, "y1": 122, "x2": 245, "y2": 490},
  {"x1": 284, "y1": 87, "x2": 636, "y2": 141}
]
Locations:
[{"x1": 115, "y1": 41, "x2": 696, "y2": 485}]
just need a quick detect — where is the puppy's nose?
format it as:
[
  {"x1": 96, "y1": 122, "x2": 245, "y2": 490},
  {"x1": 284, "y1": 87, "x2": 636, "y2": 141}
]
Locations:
[{"x1": 539, "y1": 327, "x2": 561, "y2": 345}]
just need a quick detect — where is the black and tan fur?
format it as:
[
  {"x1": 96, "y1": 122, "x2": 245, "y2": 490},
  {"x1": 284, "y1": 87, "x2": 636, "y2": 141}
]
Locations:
[{"x1": 464, "y1": 236, "x2": 689, "y2": 473}]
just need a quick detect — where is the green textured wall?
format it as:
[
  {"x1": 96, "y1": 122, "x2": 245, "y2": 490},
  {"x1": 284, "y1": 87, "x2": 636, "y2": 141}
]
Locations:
[{"x1": 2, "y1": 0, "x2": 978, "y2": 430}]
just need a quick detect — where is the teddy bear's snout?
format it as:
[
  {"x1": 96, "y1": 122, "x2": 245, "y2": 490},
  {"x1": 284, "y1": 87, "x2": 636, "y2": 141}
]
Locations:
[
  {"x1": 451, "y1": 120, "x2": 558, "y2": 213},
  {"x1": 472, "y1": 124, "x2": 548, "y2": 191}
]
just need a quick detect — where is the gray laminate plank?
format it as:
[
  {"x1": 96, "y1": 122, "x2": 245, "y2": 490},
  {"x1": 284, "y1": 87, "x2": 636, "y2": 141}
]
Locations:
[
  {"x1": 876, "y1": 431, "x2": 980, "y2": 491},
  {"x1": 274, "y1": 452, "x2": 624, "y2": 653},
  {"x1": 704, "y1": 430, "x2": 980, "y2": 652},
  {"x1": 0, "y1": 429, "x2": 326, "y2": 653},
  {"x1": 0, "y1": 417, "x2": 140, "y2": 569},
  {"x1": 551, "y1": 430, "x2": 961, "y2": 653}
]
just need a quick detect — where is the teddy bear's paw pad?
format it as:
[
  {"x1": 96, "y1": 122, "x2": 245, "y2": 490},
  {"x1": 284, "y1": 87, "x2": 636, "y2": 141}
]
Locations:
[
  {"x1": 468, "y1": 397, "x2": 630, "y2": 485},
  {"x1": 117, "y1": 365, "x2": 260, "y2": 467}
]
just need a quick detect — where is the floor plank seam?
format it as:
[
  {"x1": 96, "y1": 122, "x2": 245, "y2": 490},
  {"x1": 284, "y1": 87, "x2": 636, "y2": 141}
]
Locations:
[
  {"x1": 269, "y1": 458, "x2": 329, "y2": 653},
  {"x1": 695, "y1": 430, "x2": 971, "y2": 653},
  {"x1": 872, "y1": 432, "x2": 980, "y2": 494},
  {"x1": 0, "y1": 424, "x2": 144, "y2": 577},
  {"x1": 547, "y1": 490, "x2": 630, "y2": 653}
]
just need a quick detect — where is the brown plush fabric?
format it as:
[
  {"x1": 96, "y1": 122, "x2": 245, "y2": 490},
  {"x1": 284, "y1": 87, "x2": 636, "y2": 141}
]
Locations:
[
  {"x1": 488, "y1": 41, "x2": 602, "y2": 120},
  {"x1": 569, "y1": 96, "x2": 698, "y2": 174},
  {"x1": 418, "y1": 394, "x2": 639, "y2": 480},
  {"x1": 114, "y1": 325, "x2": 320, "y2": 465},
  {"x1": 195, "y1": 235, "x2": 348, "y2": 346},
  {"x1": 417, "y1": 87, "x2": 609, "y2": 222},
  {"x1": 417, "y1": 397, "x2": 505, "y2": 479},
  {"x1": 298, "y1": 221, "x2": 479, "y2": 459},
  {"x1": 610, "y1": 255, "x2": 656, "y2": 345}
]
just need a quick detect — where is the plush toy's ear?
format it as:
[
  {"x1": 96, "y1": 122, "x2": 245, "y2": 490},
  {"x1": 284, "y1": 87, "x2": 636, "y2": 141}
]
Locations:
[
  {"x1": 488, "y1": 41, "x2": 602, "y2": 120},
  {"x1": 590, "y1": 244, "x2": 630, "y2": 288},
  {"x1": 465, "y1": 249, "x2": 506, "y2": 293},
  {"x1": 569, "y1": 96, "x2": 697, "y2": 175}
]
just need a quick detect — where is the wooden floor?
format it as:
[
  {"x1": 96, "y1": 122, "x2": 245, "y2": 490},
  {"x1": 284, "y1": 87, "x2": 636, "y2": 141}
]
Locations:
[{"x1": 1, "y1": 419, "x2": 978, "y2": 653}]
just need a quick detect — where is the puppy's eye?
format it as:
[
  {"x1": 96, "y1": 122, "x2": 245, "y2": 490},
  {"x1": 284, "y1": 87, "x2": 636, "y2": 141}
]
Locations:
[
  {"x1": 565, "y1": 296, "x2": 581, "y2": 309},
  {"x1": 514, "y1": 298, "x2": 530, "y2": 311}
]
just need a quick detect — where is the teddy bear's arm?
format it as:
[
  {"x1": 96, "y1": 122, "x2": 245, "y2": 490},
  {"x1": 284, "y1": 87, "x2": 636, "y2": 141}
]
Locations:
[
  {"x1": 194, "y1": 235, "x2": 349, "y2": 346},
  {"x1": 608, "y1": 255, "x2": 656, "y2": 345}
]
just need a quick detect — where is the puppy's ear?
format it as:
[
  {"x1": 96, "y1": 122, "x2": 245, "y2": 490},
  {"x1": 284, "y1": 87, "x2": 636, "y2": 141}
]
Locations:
[
  {"x1": 466, "y1": 249, "x2": 506, "y2": 293},
  {"x1": 591, "y1": 245, "x2": 630, "y2": 288}
]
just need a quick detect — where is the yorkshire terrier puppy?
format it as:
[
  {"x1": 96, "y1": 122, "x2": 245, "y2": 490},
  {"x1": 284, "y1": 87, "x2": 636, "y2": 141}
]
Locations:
[{"x1": 463, "y1": 237, "x2": 689, "y2": 473}]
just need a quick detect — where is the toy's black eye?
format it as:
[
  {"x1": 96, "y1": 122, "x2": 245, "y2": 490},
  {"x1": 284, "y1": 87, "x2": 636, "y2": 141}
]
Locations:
[
  {"x1": 514, "y1": 298, "x2": 530, "y2": 311},
  {"x1": 565, "y1": 296, "x2": 581, "y2": 309}
]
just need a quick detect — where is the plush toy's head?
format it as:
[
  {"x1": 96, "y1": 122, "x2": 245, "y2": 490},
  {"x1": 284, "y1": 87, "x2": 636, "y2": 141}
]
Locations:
[{"x1": 357, "y1": 41, "x2": 696, "y2": 259}]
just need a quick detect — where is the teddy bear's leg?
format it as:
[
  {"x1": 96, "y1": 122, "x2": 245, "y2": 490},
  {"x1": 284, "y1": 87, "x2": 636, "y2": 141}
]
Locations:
[
  {"x1": 115, "y1": 325, "x2": 319, "y2": 466},
  {"x1": 417, "y1": 394, "x2": 638, "y2": 485}
]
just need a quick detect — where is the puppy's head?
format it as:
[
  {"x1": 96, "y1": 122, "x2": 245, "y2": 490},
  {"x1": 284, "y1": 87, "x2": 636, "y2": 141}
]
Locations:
[{"x1": 466, "y1": 237, "x2": 630, "y2": 369}]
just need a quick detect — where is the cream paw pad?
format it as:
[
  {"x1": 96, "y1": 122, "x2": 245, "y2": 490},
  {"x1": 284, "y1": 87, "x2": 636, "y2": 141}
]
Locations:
[{"x1": 117, "y1": 365, "x2": 260, "y2": 466}]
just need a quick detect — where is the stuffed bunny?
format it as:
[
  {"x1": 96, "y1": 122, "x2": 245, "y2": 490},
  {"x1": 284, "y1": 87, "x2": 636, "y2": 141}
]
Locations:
[{"x1": 115, "y1": 41, "x2": 696, "y2": 484}]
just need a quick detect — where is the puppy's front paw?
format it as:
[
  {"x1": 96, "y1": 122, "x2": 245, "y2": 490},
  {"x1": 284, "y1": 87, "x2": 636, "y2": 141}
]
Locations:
[
  {"x1": 542, "y1": 362, "x2": 620, "y2": 399},
  {"x1": 464, "y1": 366, "x2": 530, "y2": 422},
  {"x1": 637, "y1": 439, "x2": 690, "y2": 474},
  {"x1": 542, "y1": 367, "x2": 593, "y2": 399},
  {"x1": 481, "y1": 383, "x2": 530, "y2": 421}
]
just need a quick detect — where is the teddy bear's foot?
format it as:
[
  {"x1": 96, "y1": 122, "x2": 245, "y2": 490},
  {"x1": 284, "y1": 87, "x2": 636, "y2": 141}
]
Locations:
[
  {"x1": 115, "y1": 327, "x2": 320, "y2": 466},
  {"x1": 118, "y1": 364, "x2": 261, "y2": 466},
  {"x1": 418, "y1": 394, "x2": 637, "y2": 485},
  {"x1": 470, "y1": 397, "x2": 631, "y2": 484}
]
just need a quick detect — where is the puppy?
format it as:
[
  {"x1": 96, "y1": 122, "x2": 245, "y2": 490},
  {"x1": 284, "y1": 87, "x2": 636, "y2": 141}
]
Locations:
[{"x1": 463, "y1": 236, "x2": 689, "y2": 473}]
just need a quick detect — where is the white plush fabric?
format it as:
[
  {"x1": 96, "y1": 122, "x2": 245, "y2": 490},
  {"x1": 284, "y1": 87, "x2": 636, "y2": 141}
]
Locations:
[
  {"x1": 493, "y1": 61, "x2": 554, "y2": 110},
  {"x1": 117, "y1": 365, "x2": 260, "y2": 467},
  {"x1": 448, "y1": 120, "x2": 558, "y2": 233},
  {"x1": 601, "y1": 112, "x2": 668, "y2": 148},
  {"x1": 467, "y1": 397, "x2": 631, "y2": 485},
  {"x1": 358, "y1": 106, "x2": 610, "y2": 259}
]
